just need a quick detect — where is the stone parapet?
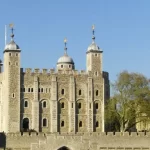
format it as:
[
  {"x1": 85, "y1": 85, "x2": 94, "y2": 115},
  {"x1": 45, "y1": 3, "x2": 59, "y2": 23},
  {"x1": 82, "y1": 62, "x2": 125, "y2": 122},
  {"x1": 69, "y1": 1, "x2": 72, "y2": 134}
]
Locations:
[{"x1": 21, "y1": 68, "x2": 90, "y2": 76}]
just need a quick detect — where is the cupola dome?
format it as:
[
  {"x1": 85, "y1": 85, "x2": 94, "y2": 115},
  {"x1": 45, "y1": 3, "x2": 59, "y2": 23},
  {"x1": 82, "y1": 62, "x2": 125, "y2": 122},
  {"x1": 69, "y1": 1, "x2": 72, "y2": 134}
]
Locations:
[
  {"x1": 57, "y1": 38, "x2": 75, "y2": 70},
  {"x1": 87, "y1": 25, "x2": 102, "y2": 52},
  {"x1": 87, "y1": 42, "x2": 100, "y2": 51},
  {"x1": 5, "y1": 40, "x2": 20, "y2": 50},
  {"x1": 4, "y1": 24, "x2": 20, "y2": 52},
  {"x1": 57, "y1": 54, "x2": 74, "y2": 64}
]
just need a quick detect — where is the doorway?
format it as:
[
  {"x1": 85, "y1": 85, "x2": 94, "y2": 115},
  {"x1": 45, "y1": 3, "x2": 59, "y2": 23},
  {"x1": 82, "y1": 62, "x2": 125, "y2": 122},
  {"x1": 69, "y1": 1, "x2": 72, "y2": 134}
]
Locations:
[{"x1": 23, "y1": 118, "x2": 29, "y2": 132}]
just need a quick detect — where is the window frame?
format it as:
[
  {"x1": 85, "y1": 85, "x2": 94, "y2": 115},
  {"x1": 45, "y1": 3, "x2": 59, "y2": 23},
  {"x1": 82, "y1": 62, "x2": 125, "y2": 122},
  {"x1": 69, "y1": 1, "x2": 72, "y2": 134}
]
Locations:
[
  {"x1": 43, "y1": 101, "x2": 47, "y2": 108},
  {"x1": 61, "y1": 120, "x2": 65, "y2": 127},
  {"x1": 79, "y1": 121, "x2": 82, "y2": 127},
  {"x1": 43, "y1": 118, "x2": 47, "y2": 127},
  {"x1": 24, "y1": 100, "x2": 28, "y2": 108}
]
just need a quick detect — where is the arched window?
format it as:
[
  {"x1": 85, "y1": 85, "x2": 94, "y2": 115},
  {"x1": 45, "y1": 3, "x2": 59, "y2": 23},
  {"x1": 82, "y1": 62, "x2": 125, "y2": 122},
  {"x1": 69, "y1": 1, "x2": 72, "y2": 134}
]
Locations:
[
  {"x1": 78, "y1": 103, "x2": 81, "y2": 109},
  {"x1": 61, "y1": 121, "x2": 64, "y2": 127},
  {"x1": 28, "y1": 88, "x2": 30, "y2": 92},
  {"x1": 61, "y1": 89, "x2": 64, "y2": 95},
  {"x1": 43, "y1": 101, "x2": 47, "y2": 108},
  {"x1": 24, "y1": 101, "x2": 28, "y2": 107},
  {"x1": 96, "y1": 103, "x2": 98, "y2": 109},
  {"x1": 96, "y1": 121, "x2": 99, "y2": 127},
  {"x1": 41, "y1": 88, "x2": 43, "y2": 93},
  {"x1": 96, "y1": 90, "x2": 99, "y2": 96},
  {"x1": 79, "y1": 121, "x2": 82, "y2": 127},
  {"x1": 79, "y1": 89, "x2": 82, "y2": 95},
  {"x1": 43, "y1": 118, "x2": 47, "y2": 127},
  {"x1": 61, "y1": 102, "x2": 64, "y2": 108}
]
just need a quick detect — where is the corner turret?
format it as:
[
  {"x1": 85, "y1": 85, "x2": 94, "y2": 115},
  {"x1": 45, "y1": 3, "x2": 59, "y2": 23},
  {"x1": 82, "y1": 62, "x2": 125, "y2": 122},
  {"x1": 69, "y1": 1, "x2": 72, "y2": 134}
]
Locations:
[
  {"x1": 3, "y1": 24, "x2": 21, "y2": 133},
  {"x1": 86, "y1": 25, "x2": 103, "y2": 75}
]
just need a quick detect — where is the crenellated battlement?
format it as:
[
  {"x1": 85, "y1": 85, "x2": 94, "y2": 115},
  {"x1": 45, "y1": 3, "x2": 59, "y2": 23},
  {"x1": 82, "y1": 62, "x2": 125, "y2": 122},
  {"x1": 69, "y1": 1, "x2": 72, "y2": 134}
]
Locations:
[
  {"x1": 5, "y1": 132, "x2": 150, "y2": 138},
  {"x1": 3, "y1": 132, "x2": 150, "y2": 149},
  {"x1": 21, "y1": 68, "x2": 89, "y2": 76}
]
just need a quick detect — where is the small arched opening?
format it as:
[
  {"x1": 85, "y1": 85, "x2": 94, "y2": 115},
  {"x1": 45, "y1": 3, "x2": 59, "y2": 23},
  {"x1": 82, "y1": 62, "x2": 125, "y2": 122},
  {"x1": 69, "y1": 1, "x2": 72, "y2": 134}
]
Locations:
[
  {"x1": 57, "y1": 146, "x2": 70, "y2": 150},
  {"x1": 23, "y1": 118, "x2": 29, "y2": 132}
]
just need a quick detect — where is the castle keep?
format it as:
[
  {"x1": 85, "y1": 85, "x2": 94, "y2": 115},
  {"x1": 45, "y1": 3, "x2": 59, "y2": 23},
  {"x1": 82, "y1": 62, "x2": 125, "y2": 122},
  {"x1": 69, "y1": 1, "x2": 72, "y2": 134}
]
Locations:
[
  {"x1": 0, "y1": 25, "x2": 109, "y2": 135},
  {"x1": 0, "y1": 26, "x2": 150, "y2": 150}
]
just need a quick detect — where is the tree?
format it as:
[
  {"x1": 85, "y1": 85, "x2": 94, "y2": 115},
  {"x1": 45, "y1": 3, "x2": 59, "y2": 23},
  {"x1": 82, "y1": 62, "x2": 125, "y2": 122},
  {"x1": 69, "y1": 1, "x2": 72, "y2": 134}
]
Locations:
[{"x1": 105, "y1": 71, "x2": 150, "y2": 132}]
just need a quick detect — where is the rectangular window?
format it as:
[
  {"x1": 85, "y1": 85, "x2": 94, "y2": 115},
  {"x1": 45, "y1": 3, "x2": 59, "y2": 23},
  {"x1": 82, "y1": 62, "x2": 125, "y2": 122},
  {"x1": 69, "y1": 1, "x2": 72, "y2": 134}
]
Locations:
[
  {"x1": 96, "y1": 103, "x2": 98, "y2": 109},
  {"x1": 31, "y1": 88, "x2": 33, "y2": 92},
  {"x1": 72, "y1": 103, "x2": 73, "y2": 108},
  {"x1": 78, "y1": 103, "x2": 81, "y2": 109},
  {"x1": 89, "y1": 103, "x2": 91, "y2": 109},
  {"x1": 61, "y1": 121, "x2": 64, "y2": 127},
  {"x1": 61, "y1": 89, "x2": 64, "y2": 95}
]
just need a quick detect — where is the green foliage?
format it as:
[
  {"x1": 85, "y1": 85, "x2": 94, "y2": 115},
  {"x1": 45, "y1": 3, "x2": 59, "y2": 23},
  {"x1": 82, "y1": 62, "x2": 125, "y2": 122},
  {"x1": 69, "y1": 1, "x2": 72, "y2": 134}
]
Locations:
[{"x1": 105, "y1": 71, "x2": 150, "y2": 132}]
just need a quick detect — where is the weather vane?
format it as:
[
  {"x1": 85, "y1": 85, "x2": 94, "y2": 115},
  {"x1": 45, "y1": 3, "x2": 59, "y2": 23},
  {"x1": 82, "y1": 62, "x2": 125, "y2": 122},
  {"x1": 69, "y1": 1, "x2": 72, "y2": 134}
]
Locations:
[
  {"x1": 9, "y1": 23, "x2": 15, "y2": 39},
  {"x1": 92, "y1": 24, "x2": 95, "y2": 42},
  {"x1": 64, "y1": 38, "x2": 67, "y2": 55}
]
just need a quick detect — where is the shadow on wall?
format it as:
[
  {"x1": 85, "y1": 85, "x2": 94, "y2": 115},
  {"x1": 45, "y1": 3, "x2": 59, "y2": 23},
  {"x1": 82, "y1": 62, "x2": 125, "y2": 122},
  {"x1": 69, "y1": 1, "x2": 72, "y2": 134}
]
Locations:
[{"x1": 0, "y1": 132, "x2": 6, "y2": 149}]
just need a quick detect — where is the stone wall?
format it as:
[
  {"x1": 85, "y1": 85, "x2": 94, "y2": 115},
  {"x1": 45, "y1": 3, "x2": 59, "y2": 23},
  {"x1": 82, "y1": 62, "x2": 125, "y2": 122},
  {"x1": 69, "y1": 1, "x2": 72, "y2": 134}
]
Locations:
[
  {"x1": 1, "y1": 132, "x2": 150, "y2": 150},
  {"x1": 19, "y1": 68, "x2": 107, "y2": 133}
]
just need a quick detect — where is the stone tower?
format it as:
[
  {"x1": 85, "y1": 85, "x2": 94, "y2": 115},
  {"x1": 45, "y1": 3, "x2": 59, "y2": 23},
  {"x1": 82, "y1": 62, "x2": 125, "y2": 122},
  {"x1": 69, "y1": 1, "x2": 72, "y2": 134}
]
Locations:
[
  {"x1": 3, "y1": 26, "x2": 21, "y2": 132},
  {"x1": 86, "y1": 25, "x2": 105, "y2": 132},
  {"x1": 86, "y1": 25, "x2": 103, "y2": 74}
]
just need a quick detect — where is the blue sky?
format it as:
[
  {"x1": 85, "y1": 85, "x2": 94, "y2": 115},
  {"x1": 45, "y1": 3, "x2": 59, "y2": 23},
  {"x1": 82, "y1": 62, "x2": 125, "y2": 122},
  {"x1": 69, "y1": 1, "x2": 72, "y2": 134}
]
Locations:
[{"x1": 0, "y1": 0, "x2": 150, "y2": 83}]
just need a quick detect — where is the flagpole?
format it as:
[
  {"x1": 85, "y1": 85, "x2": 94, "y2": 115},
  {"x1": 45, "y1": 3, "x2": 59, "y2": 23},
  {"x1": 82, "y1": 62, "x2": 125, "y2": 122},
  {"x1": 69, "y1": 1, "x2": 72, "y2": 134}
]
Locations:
[{"x1": 5, "y1": 25, "x2": 7, "y2": 45}]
